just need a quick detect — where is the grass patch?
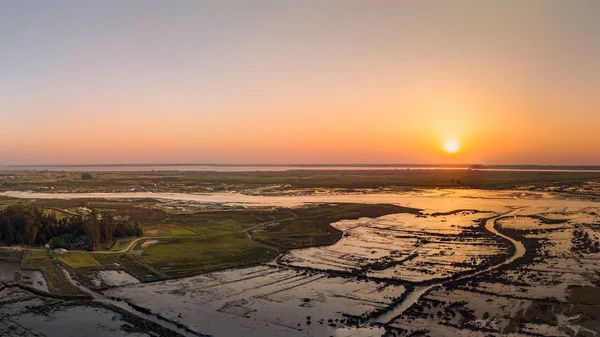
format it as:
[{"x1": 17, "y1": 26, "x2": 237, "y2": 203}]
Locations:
[
  {"x1": 142, "y1": 223, "x2": 195, "y2": 237},
  {"x1": 254, "y1": 203, "x2": 418, "y2": 249},
  {"x1": 165, "y1": 211, "x2": 267, "y2": 235},
  {"x1": 58, "y1": 252, "x2": 100, "y2": 268},
  {"x1": 109, "y1": 238, "x2": 137, "y2": 251},
  {"x1": 132, "y1": 234, "x2": 278, "y2": 279},
  {"x1": 23, "y1": 249, "x2": 53, "y2": 260},
  {"x1": 253, "y1": 231, "x2": 332, "y2": 249}
]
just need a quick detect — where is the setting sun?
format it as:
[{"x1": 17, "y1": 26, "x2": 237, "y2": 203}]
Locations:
[{"x1": 443, "y1": 140, "x2": 460, "y2": 154}]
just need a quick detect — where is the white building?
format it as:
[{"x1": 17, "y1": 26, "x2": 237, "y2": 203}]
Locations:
[{"x1": 54, "y1": 248, "x2": 68, "y2": 255}]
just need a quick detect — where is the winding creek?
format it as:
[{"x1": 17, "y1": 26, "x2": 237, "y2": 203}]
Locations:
[{"x1": 369, "y1": 208, "x2": 526, "y2": 324}]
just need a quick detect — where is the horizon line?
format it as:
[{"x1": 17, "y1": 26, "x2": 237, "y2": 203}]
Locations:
[{"x1": 4, "y1": 163, "x2": 600, "y2": 169}]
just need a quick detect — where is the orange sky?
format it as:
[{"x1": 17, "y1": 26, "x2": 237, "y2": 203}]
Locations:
[{"x1": 2, "y1": 1, "x2": 600, "y2": 165}]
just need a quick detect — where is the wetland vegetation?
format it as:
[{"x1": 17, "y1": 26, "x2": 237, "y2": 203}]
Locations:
[{"x1": 3, "y1": 169, "x2": 600, "y2": 194}]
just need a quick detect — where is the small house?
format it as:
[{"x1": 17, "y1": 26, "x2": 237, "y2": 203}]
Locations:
[{"x1": 54, "y1": 248, "x2": 68, "y2": 255}]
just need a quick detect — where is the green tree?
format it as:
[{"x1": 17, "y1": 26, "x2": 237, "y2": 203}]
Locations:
[{"x1": 84, "y1": 209, "x2": 102, "y2": 250}]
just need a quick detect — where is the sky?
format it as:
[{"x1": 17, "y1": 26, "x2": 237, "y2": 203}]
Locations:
[{"x1": 2, "y1": 0, "x2": 600, "y2": 165}]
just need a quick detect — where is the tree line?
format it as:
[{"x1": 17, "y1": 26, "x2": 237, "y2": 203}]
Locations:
[{"x1": 0, "y1": 204, "x2": 142, "y2": 250}]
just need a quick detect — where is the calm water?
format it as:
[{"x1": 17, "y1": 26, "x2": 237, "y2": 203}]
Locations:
[{"x1": 1, "y1": 189, "x2": 599, "y2": 212}]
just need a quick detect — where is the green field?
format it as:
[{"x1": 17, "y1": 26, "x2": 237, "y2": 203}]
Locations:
[
  {"x1": 23, "y1": 249, "x2": 53, "y2": 260},
  {"x1": 58, "y1": 252, "x2": 100, "y2": 268},
  {"x1": 131, "y1": 234, "x2": 278, "y2": 278},
  {"x1": 142, "y1": 223, "x2": 195, "y2": 237},
  {"x1": 109, "y1": 238, "x2": 137, "y2": 251},
  {"x1": 166, "y1": 211, "x2": 267, "y2": 235}
]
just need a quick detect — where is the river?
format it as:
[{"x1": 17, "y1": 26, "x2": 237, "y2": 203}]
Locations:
[{"x1": 1, "y1": 189, "x2": 599, "y2": 213}]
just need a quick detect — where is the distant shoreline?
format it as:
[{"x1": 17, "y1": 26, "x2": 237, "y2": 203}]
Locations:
[{"x1": 2, "y1": 163, "x2": 600, "y2": 172}]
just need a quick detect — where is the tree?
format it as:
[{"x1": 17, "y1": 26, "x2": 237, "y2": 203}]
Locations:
[
  {"x1": 100, "y1": 214, "x2": 115, "y2": 244},
  {"x1": 0, "y1": 203, "x2": 142, "y2": 250},
  {"x1": 23, "y1": 215, "x2": 38, "y2": 246},
  {"x1": 84, "y1": 209, "x2": 101, "y2": 250},
  {"x1": 0, "y1": 204, "x2": 41, "y2": 246},
  {"x1": 81, "y1": 172, "x2": 93, "y2": 180}
]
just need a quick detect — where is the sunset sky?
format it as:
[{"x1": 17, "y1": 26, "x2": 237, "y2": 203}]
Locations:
[{"x1": 2, "y1": 1, "x2": 600, "y2": 165}]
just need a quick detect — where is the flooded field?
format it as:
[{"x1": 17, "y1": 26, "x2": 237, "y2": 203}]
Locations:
[
  {"x1": 0, "y1": 287, "x2": 163, "y2": 337},
  {"x1": 105, "y1": 265, "x2": 405, "y2": 337},
  {"x1": 386, "y1": 206, "x2": 600, "y2": 336},
  {"x1": 0, "y1": 261, "x2": 48, "y2": 292},
  {"x1": 86, "y1": 270, "x2": 141, "y2": 288},
  {"x1": 279, "y1": 211, "x2": 507, "y2": 282},
  {"x1": 2, "y1": 188, "x2": 600, "y2": 336}
]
